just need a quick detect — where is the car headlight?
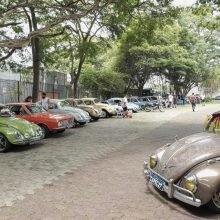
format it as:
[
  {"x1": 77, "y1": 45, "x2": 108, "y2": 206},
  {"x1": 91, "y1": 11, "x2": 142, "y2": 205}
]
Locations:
[
  {"x1": 15, "y1": 131, "x2": 22, "y2": 139},
  {"x1": 149, "y1": 155, "x2": 158, "y2": 169},
  {"x1": 75, "y1": 114, "x2": 82, "y2": 120},
  {"x1": 24, "y1": 133, "x2": 30, "y2": 139},
  {"x1": 183, "y1": 175, "x2": 197, "y2": 193}
]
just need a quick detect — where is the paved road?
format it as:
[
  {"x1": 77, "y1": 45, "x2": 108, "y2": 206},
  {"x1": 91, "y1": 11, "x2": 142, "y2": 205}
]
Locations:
[{"x1": 0, "y1": 104, "x2": 220, "y2": 219}]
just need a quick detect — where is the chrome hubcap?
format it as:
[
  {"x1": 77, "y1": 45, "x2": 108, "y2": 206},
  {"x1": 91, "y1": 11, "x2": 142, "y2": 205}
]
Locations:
[
  {"x1": 212, "y1": 191, "x2": 220, "y2": 208},
  {"x1": 101, "y1": 111, "x2": 107, "y2": 118},
  {"x1": 0, "y1": 135, "x2": 7, "y2": 150}
]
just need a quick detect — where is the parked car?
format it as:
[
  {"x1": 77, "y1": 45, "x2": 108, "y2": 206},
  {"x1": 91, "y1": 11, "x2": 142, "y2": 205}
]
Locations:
[
  {"x1": 144, "y1": 121, "x2": 220, "y2": 213},
  {"x1": 0, "y1": 105, "x2": 43, "y2": 152},
  {"x1": 127, "y1": 96, "x2": 146, "y2": 109},
  {"x1": 214, "y1": 96, "x2": 220, "y2": 101},
  {"x1": 66, "y1": 98, "x2": 100, "y2": 121},
  {"x1": 147, "y1": 96, "x2": 167, "y2": 107},
  {"x1": 138, "y1": 97, "x2": 155, "y2": 107},
  {"x1": 107, "y1": 98, "x2": 140, "y2": 113},
  {"x1": 81, "y1": 98, "x2": 116, "y2": 118},
  {"x1": 48, "y1": 99, "x2": 91, "y2": 125},
  {"x1": 7, "y1": 103, "x2": 74, "y2": 138}
]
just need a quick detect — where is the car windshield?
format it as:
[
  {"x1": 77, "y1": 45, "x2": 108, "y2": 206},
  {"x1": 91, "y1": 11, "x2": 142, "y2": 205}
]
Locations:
[
  {"x1": 58, "y1": 101, "x2": 71, "y2": 108},
  {"x1": 27, "y1": 104, "x2": 45, "y2": 114},
  {"x1": 139, "y1": 97, "x2": 146, "y2": 101},
  {"x1": 0, "y1": 106, "x2": 13, "y2": 117},
  {"x1": 76, "y1": 100, "x2": 84, "y2": 105},
  {"x1": 94, "y1": 99, "x2": 100, "y2": 104}
]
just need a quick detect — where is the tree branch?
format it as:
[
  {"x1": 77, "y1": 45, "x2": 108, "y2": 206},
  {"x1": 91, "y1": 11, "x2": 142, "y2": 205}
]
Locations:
[{"x1": 0, "y1": 48, "x2": 16, "y2": 62}]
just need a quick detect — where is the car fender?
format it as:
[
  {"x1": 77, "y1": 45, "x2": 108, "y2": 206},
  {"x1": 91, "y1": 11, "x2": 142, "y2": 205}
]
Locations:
[
  {"x1": 187, "y1": 161, "x2": 220, "y2": 205},
  {"x1": 0, "y1": 126, "x2": 21, "y2": 144}
]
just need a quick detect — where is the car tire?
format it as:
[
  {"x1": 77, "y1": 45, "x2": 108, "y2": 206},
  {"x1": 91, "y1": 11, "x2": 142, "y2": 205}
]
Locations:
[
  {"x1": 39, "y1": 124, "x2": 50, "y2": 138},
  {"x1": 206, "y1": 191, "x2": 220, "y2": 213},
  {"x1": 79, "y1": 122, "x2": 86, "y2": 125},
  {"x1": 101, "y1": 110, "x2": 107, "y2": 118},
  {"x1": 0, "y1": 134, "x2": 11, "y2": 153},
  {"x1": 145, "y1": 107, "x2": 152, "y2": 112},
  {"x1": 92, "y1": 117, "x2": 99, "y2": 121}
]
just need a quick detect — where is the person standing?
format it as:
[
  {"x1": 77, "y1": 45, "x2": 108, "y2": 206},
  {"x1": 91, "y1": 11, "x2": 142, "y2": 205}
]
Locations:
[
  {"x1": 168, "y1": 94, "x2": 173, "y2": 108},
  {"x1": 190, "y1": 93, "x2": 197, "y2": 112},
  {"x1": 23, "y1": 96, "x2": 32, "y2": 103},
  {"x1": 121, "y1": 95, "x2": 128, "y2": 118},
  {"x1": 41, "y1": 92, "x2": 50, "y2": 111}
]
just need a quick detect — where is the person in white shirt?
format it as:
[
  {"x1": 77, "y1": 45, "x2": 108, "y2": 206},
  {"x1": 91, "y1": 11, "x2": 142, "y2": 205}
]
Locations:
[
  {"x1": 41, "y1": 92, "x2": 50, "y2": 111},
  {"x1": 168, "y1": 94, "x2": 173, "y2": 108},
  {"x1": 121, "y1": 95, "x2": 128, "y2": 118}
]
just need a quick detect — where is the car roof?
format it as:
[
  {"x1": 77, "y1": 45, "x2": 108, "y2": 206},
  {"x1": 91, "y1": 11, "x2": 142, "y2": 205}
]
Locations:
[
  {"x1": 82, "y1": 98, "x2": 96, "y2": 101},
  {"x1": 7, "y1": 102, "x2": 32, "y2": 105}
]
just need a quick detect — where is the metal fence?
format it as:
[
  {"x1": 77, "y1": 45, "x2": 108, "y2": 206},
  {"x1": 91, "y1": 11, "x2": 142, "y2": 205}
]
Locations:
[{"x1": 0, "y1": 79, "x2": 68, "y2": 104}]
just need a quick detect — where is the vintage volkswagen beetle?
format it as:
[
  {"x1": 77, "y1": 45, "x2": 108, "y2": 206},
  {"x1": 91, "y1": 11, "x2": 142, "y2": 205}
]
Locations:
[
  {"x1": 144, "y1": 124, "x2": 220, "y2": 213},
  {"x1": 0, "y1": 105, "x2": 43, "y2": 152},
  {"x1": 66, "y1": 98, "x2": 100, "y2": 121},
  {"x1": 48, "y1": 99, "x2": 91, "y2": 125}
]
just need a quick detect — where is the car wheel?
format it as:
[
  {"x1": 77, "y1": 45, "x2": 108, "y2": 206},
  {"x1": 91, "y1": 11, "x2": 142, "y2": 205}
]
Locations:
[
  {"x1": 101, "y1": 110, "x2": 107, "y2": 118},
  {"x1": 145, "y1": 107, "x2": 152, "y2": 112},
  {"x1": 206, "y1": 190, "x2": 220, "y2": 213},
  {"x1": 0, "y1": 134, "x2": 11, "y2": 153},
  {"x1": 92, "y1": 117, "x2": 99, "y2": 121},
  {"x1": 79, "y1": 122, "x2": 86, "y2": 125},
  {"x1": 159, "y1": 106, "x2": 165, "y2": 112},
  {"x1": 39, "y1": 124, "x2": 50, "y2": 138}
]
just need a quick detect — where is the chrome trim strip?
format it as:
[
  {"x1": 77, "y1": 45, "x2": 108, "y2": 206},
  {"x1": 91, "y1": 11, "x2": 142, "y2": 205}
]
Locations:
[{"x1": 144, "y1": 162, "x2": 201, "y2": 207}]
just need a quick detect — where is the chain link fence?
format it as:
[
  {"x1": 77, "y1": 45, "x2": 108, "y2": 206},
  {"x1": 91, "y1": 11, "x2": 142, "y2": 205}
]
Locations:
[{"x1": 0, "y1": 79, "x2": 68, "y2": 104}]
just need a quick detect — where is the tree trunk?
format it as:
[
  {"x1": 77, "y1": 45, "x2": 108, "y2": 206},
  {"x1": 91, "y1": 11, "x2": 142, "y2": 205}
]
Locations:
[
  {"x1": 30, "y1": 7, "x2": 40, "y2": 103},
  {"x1": 31, "y1": 37, "x2": 40, "y2": 102},
  {"x1": 72, "y1": 56, "x2": 85, "y2": 98}
]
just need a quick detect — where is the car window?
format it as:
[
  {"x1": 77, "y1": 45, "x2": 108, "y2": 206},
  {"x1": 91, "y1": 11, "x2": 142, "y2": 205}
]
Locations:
[
  {"x1": 76, "y1": 100, "x2": 84, "y2": 105},
  {"x1": 0, "y1": 106, "x2": 13, "y2": 117},
  {"x1": 108, "y1": 100, "x2": 114, "y2": 105},
  {"x1": 58, "y1": 101, "x2": 70, "y2": 108},
  {"x1": 84, "y1": 100, "x2": 93, "y2": 105},
  {"x1": 26, "y1": 104, "x2": 45, "y2": 114},
  {"x1": 10, "y1": 106, "x2": 22, "y2": 115},
  {"x1": 94, "y1": 99, "x2": 100, "y2": 103},
  {"x1": 50, "y1": 103, "x2": 58, "y2": 109}
]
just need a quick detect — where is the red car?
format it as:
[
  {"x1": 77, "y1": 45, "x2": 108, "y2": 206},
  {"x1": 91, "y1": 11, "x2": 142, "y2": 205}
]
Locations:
[{"x1": 6, "y1": 103, "x2": 74, "y2": 137}]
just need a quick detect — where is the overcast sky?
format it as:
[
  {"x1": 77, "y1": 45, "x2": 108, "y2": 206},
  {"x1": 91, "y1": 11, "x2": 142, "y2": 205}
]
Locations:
[{"x1": 173, "y1": 0, "x2": 196, "y2": 7}]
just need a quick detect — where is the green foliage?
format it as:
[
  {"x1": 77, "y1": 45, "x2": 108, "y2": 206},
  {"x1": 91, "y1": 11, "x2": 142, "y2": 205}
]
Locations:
[{"x1": 80, "y1": 64, "x2": 126, "y2": 98}]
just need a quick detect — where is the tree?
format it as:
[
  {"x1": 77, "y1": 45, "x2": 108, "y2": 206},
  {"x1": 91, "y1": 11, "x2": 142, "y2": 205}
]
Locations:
[
  {"x1": 0, "y1": 0, "x2": 126, "y2": 101},
  {"x1": 80, "y1": 64, "x2": 126, "y2": 98}
]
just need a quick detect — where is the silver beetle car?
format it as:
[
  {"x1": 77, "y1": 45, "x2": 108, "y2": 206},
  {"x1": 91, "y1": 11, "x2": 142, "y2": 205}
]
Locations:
[{"x1": 144, "y1": 129, "x2": 220, "y2": 213}]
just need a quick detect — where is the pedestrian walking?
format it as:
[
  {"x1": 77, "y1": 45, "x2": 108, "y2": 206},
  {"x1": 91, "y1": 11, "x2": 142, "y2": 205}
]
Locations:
[
  {"x1": 41, "y1": 92, "x2": 50, "y2": 111},
  {"x1": 121, "y1": 95, "x2": 128, "y2": 118},
  {"x1": 168, "y1": 94, "x2": 173, "y2": 108},
  {"x1": 23, "y1": 96, "x2": 32, "y2": 103},
  {"x1": 190, "y1": 93, "x2": 197, "y2": 112}
]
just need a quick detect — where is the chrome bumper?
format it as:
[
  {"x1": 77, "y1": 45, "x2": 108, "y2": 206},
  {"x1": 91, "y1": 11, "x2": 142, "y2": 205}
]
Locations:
[
  {"x1": 143, "y1": 161, "x2": 201, "y2": 207},
  {"x1": 13, "y1": 136, "x2": 42, "y2": 145}
]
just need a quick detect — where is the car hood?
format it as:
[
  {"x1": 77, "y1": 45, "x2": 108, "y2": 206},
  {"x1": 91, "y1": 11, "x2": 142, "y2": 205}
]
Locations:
[
  {"x1": 155, "y1": 132, "x2": 220, "y2": 180},
  {"x1": 0, "y1": 116, "x2": 38, "y2": 134},
  {"x1": 34, "y1": 112, "x2": 72, "y2": 120}
]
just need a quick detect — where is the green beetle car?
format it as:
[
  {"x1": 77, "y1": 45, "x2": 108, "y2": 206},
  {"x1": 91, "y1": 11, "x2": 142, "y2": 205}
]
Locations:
[{"x1": 0, "y1": 105, "x2": 43, "y2": 152}]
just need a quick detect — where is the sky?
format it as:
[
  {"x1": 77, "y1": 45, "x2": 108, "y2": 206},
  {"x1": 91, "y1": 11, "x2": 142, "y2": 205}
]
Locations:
[{"x1": 173, "y1": 0, "x2": 197, "y2": 7}]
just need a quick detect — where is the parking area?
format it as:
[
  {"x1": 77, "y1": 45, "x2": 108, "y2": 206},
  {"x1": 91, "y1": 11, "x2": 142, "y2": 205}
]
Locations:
[{"x1": 0, "y1": 104, "x2": 220, "y2": 220}]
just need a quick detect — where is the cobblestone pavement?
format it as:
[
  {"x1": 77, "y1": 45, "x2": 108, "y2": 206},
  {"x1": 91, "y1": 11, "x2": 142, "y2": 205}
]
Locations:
[{"x1": 0, "y1": 104, "x2": 220, "y2": 220}]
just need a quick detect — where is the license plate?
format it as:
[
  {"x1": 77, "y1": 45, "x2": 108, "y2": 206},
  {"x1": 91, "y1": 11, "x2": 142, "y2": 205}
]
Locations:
[{"x1": 149, "y1": 172, "x2": 165, "y2": 191}]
